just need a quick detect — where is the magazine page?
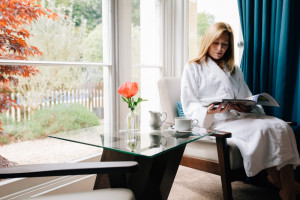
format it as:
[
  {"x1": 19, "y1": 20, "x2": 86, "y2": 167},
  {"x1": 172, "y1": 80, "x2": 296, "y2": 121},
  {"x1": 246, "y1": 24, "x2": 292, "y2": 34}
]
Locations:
[
  {"x1": 247, "y1": 93, "x2": 280, "y2": 107},
  {"x1": 222, "y1": 99, "x2": 256, "y2": 106},
  {"x1": 206, "y1": 93, "x2": 280, "y2": 107},
  {"x1": 246, "y1": 94, "x2": 260, "y2": 102},
  {"x1": 257, "y1": 93, "x2": 280, "y2": 107}
]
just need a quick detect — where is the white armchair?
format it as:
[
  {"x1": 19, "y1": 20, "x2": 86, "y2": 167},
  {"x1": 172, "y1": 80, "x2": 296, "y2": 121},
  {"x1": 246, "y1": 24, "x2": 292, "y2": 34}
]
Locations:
[
  {"x1": 0, "y1": 161, "x2": 138, "y2": 200},
  {"x1": 158, "y1": 77, "x2": 245, "y2": 200}
]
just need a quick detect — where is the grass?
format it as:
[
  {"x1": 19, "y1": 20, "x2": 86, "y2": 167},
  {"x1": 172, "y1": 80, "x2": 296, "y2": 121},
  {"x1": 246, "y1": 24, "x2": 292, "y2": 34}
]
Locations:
[{"x1": 0, "y1": 103, "x2": 100, "y2": 144}]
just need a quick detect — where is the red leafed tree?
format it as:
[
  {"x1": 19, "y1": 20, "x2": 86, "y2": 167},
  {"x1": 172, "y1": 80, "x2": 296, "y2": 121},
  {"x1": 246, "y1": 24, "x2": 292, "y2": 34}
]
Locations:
[{"x1": 0, "y1": 0, "x2": 58, "y2": 143}]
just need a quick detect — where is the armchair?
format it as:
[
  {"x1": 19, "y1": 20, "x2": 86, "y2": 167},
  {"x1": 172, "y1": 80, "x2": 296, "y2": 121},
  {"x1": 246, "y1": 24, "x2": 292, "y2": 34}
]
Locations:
[
  {"x1": 158, "y1": 77, "x2": 245, "y2": 200},
  {"x1": 0, "y1": 161, "x2": 138, "y2": 200},
  {"x1": 158, "y1": 77, "x2": 298, "y2": 200}
]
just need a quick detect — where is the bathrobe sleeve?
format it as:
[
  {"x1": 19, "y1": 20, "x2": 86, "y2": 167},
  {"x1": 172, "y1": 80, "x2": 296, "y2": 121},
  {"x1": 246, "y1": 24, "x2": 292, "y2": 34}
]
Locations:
[{"x1": 181, "y1": 63, "x2": 214, "y2": 128}]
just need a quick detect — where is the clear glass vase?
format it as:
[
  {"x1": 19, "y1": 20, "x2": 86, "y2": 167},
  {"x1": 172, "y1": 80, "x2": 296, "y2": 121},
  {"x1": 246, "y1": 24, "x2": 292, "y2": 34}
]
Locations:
[{"x1": 126, "y1": 110, "x2": 140, "y2": 132}]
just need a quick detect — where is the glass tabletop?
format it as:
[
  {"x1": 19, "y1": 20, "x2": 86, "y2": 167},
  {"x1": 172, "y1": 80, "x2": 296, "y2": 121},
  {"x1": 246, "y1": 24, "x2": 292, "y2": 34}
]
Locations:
[{"x1": 48, "y1": 126, "x2": 216, "y2": 158}]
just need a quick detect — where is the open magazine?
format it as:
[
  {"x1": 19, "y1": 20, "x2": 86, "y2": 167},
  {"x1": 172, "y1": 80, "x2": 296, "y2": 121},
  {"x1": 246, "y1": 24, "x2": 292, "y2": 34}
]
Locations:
[{"x1": 213, "y1": 93, "x2": 280, "y2": 107}]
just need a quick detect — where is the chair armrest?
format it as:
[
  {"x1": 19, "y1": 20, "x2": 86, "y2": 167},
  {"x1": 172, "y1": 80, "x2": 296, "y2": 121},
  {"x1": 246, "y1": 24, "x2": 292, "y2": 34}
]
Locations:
[
  {"x1": 207, "y1": 129, "x2": 232, "y2": 139},
  {"x1": 0, "y1": 161, "x2": 139, "y2": 179},
  {"x1": 287, "y1": 121, "x2": 297, "y2": 126}
]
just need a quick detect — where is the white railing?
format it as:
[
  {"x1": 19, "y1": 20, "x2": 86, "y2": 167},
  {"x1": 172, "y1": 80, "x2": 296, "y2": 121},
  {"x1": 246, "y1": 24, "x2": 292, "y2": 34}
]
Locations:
[{"x1": 6, "y1": 87, "x2": 104, "y2": 122}]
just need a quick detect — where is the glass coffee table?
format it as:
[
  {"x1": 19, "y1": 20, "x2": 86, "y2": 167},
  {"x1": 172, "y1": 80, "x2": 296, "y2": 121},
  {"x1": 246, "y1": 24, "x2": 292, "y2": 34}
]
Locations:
[{"x1": 49, "y1": 126, "x2": 215, "y2": 200}]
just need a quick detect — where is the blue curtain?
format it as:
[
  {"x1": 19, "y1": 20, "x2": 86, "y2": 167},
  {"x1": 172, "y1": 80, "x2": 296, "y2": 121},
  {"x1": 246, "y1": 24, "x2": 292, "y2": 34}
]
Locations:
[
  {"x1": 237, "y1": 0, "x2": 300, "y2": 121},
  {"x1": 237, "y1": 0, "x2": 300, "y2": 181}
]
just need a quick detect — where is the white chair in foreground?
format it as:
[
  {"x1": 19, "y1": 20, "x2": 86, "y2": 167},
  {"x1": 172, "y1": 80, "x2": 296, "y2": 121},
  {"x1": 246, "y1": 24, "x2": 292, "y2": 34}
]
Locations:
[
  {"x1": 158, "y1": 77, "x2": 244, "y2": 200},
  {"x1": 0, "y1": 161, "x2": 138, "y2": 200}
]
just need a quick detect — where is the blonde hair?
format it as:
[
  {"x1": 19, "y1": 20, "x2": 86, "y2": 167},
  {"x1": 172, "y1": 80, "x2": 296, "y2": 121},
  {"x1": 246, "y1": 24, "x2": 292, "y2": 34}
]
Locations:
[{"x1": 190, "y1": 22, "x2": 235, "y2": 73}]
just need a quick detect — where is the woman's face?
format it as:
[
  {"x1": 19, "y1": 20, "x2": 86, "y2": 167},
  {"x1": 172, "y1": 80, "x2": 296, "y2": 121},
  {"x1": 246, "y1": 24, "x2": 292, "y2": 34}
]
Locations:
[{"x1": 208, "y1": 32, "x2": 229, "y2": 60}]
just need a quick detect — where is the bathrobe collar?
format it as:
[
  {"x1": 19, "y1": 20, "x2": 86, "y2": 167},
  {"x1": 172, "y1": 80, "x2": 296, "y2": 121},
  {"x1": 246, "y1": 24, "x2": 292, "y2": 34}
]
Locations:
[{"x1": 206, "y1": 57, "x2": 235, "y2": 98}]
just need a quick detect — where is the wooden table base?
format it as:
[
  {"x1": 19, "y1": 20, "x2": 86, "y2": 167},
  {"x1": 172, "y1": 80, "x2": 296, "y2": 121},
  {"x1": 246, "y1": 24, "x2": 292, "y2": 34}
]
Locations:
[{"x1": 94, "y1": 145, "x2": 186, "y2": 200}]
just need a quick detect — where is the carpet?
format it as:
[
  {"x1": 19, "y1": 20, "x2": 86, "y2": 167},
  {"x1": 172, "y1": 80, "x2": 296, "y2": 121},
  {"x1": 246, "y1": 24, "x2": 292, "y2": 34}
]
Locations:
[{"x1": 168, "y1": 165, "x2": 299, "y2": 200}]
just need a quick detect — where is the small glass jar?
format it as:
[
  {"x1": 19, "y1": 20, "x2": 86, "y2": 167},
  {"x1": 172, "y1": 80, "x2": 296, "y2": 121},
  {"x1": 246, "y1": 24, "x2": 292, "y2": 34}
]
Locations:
[{"x1": 126, "y1": 110, "x2": 140, "y2": 132}]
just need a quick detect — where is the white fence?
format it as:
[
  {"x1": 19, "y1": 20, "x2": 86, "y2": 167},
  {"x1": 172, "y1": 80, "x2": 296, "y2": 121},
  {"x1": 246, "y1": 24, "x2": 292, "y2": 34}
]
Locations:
[{"x1": 6, "y1": 88, "x2": 104, "y2": 122}]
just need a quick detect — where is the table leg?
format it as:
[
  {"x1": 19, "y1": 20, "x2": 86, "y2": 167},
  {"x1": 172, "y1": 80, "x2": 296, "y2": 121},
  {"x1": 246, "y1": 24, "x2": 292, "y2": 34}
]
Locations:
[{"x1": 94, "y1": 145, "x2": 186, "y2": 200}]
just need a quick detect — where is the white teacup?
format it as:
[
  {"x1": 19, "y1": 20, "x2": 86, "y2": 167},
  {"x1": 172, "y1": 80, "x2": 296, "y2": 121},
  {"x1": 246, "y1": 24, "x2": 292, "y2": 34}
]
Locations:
[{"x1": 174, "y1": 117, "x2": 199, "y2": 132}]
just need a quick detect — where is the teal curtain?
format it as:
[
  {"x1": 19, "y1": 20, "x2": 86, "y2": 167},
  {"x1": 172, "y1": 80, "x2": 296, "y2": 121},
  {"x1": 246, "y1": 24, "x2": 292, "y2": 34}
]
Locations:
[
  {"x1": 237, "y1": 0, "x2": 300, "y2": 181},
  {"x1": 238, "y1": 0, "x2": 300, "y2": 121}
]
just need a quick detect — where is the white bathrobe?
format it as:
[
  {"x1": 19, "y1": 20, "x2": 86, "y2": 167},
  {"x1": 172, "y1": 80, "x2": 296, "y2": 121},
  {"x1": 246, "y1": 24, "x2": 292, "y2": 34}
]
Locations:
[{"x1": 181, "y1": 57, "x2": 300, "y2": 177}]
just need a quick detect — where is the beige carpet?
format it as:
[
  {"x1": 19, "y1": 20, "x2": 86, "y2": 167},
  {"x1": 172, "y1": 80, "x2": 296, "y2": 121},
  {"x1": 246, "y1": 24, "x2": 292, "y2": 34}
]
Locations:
[{"x1": 168, "y1": 165, "x2": 300, "y2": 200}]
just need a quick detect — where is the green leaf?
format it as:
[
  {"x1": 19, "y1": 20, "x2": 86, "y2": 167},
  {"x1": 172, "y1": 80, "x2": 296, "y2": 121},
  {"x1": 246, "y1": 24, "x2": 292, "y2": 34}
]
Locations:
[
  {"x1": 136, "y1": 97, "x2": 147, "y2": 104},
  {"x1": 122, "y1": 97, "x2": 129, "y2": 103}
]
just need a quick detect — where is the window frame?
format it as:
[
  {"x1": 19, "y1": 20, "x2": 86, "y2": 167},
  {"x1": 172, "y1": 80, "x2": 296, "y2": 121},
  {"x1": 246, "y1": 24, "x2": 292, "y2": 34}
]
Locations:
[
  {"x1": 0, "y1": 0, "x2": 115, "y2": 197},
  {"x1": 0, "y1": 0, "x2": 191, "y2": 197}
]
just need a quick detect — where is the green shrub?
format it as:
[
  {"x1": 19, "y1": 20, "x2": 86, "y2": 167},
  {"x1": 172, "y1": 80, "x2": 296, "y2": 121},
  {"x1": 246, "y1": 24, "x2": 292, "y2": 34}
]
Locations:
[
  {"x1": 0, "y1": 134, "x2": 8, "y2": 144},
  {"x1": 1, "y1": 104, "x2": 100, "y2": 141}
]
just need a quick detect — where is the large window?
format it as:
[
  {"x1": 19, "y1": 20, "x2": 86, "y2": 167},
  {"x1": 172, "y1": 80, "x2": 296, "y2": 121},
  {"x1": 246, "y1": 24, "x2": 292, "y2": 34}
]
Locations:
[
  {"x1": 0, "y1": 0, "x2": 110, "y2": 169},
  {"x1": 0, "y1": 0, "x2": 184, "y2": 197},
  {"x1": 189, "y1": 0, "x2": 243, "y2": 65}
]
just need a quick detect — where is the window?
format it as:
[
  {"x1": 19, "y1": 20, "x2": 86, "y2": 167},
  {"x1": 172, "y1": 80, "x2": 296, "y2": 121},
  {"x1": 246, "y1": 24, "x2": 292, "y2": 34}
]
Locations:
[
  {"x1": 0, "y1": 0, "x2": 110, "y2": 168},
  {"x1": 131, "y1": 0, "x2": 163, "y2": 130},
  {"x1": 189, "y1": 0, "x2": 243, "y2": 66},
  {"x1": 0, "y1": 0, "x2": 183, "y2": 197}
]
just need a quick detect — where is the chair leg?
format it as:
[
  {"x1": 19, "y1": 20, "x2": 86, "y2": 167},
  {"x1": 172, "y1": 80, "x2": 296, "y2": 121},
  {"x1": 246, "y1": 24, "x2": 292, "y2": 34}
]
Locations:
[{"x1": 216, "y1": 137, "x2": 233, "y2": 200}]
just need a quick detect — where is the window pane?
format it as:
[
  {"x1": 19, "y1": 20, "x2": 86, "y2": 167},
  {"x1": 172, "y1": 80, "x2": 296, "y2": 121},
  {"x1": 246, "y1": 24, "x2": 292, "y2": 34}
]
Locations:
[
  {"x1": 189, "y1": 0, "x2": 242, "y2": 65},
  {"x1": 0, "y1": 0, "x2": 111, "y2": 168},
  {"x1": 0, "y1": 0, "x2": 103, "y2": 63},
  {"x1": 131, "y1": 0, "x2": 163, "y2": 130},
  {"x1": 0, "y1": 65, "x2": 106, "y2": 165},
  {"x1": 132, "y1": 0, "x2": 141, "y2": 65}
]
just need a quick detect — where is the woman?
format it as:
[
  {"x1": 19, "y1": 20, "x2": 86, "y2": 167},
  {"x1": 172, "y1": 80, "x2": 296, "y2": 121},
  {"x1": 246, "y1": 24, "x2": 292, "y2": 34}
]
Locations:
[{"x1": 181, "y1": 22, "x2": 300, "y2": 200}]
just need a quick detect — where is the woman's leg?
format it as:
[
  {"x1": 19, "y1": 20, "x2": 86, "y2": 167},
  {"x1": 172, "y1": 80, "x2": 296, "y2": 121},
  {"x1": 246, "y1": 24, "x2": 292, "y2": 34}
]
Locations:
[
  {"x1": 267, "y1": 165, "x2": 299, "y2": 200},
  {"x1": 296, "y1": 181, "x2": 300, "y2": 195},
  {"x1": 266, "y1": 167, "x2": 281, "y2": 188},
  {"x1": 279, "y1": 165, "x2": 295, "y2": 200}
]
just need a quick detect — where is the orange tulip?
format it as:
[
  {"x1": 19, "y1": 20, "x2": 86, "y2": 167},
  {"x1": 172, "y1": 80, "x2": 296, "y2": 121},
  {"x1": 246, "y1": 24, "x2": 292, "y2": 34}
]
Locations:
[{"x1": 118, "y1": 82, "x2": 138, "y2": 98}]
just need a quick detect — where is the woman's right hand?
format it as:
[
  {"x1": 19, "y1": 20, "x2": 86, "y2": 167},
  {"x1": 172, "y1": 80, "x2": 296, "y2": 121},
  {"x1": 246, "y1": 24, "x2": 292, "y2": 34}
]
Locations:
[{"x1": 207, "y1": 103, "x2": 230, "y2": 114}]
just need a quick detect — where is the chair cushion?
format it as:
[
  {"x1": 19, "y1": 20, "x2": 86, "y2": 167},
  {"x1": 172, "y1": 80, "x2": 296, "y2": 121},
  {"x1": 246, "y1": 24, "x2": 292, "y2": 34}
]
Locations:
[
  {"x1": 26, "y1": 188, "x2": 135, "y2": 200},
  {"x1": 157, "y1": 78, "x2": 181, "y2": 124},
  {"x1": 177, "y1": 101, "x2": 185, "y2": 117},
  {"x1": 183, "y1": 138, "x2": 243, "y2": 170}
]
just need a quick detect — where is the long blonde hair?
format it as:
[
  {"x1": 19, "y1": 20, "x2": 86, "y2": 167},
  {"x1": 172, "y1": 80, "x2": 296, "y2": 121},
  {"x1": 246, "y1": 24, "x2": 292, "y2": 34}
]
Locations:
[{"x1": 190, "y1": 22, "x2": 235, "y2": 73}]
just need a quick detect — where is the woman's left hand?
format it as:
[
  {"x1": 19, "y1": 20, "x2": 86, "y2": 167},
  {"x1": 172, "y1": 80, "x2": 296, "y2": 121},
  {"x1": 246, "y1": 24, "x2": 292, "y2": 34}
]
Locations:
[{"x1": 230, "y1": 104, "x2": 251, "y2": 113}]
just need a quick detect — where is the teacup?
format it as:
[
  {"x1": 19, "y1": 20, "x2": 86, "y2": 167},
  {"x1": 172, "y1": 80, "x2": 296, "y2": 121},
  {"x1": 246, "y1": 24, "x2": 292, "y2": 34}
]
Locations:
[{"x1": 174, "y1": 117, "x2": 199, "y2": 132}]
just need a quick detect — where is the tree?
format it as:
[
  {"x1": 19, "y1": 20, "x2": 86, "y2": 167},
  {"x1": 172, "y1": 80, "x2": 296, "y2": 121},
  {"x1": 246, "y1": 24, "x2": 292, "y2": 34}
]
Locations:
[
  {"x1": 28, "y1": 15, "x2": 86, "y2": 62},
  {"x1": 9, "y1": 1, "x2": 105, "y2": 113},
  {"x1": 132, "y1": 0, "x2": 140, "y2": 27},
  {"x1": 82, "y1": 24, "x2": 103, "y2": 62},
  {"x1": 197, "y1": 11, "x2": 215, "y2": 45},
  {"x1": 71, "y1": 0, "x2": 102, "y2": 31},
  {"x1": 0, "y1": 0, "x2": 57, "y2": 142},
  {"x1": 47, "y1": 0, "x2": 102, "y2": 32}
]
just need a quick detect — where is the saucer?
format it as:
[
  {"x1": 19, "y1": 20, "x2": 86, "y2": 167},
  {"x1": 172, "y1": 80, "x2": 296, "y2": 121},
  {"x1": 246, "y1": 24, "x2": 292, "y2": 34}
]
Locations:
[
  {"x1": 163, "y1": 129, "x2": 191, "y2": 137},
  {"x1": 175, "y1": 130, "x2": 192, "y2": 133},
  {"x1": 164, "y1": 127, "x2": 192, "y2": 133}
]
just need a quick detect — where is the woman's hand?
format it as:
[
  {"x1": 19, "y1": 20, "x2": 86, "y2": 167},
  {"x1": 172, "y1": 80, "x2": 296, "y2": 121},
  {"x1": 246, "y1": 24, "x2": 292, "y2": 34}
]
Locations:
[
  {"x1": 207, "y1": 103, "x2": 230, "y2": 114},
  {"x1": 230, "y1": 104, "x2": 251, "y2": 113}
]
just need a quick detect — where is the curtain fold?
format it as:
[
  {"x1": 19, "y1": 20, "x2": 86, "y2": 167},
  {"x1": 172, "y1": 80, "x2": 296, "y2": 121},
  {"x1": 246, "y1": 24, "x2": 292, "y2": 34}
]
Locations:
[{"x1": 237, "y1": 0, "x2": 300, "y2": 123}]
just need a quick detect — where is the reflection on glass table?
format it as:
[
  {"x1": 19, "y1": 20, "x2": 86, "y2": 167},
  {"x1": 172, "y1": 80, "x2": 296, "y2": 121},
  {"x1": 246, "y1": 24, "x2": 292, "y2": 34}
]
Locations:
[
  {"x1": 48, "y1": 126, "x2": 217, "y2": 200},
  {"x1": 48, "y1": 126, "x2": 216, "y2": 158}
]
